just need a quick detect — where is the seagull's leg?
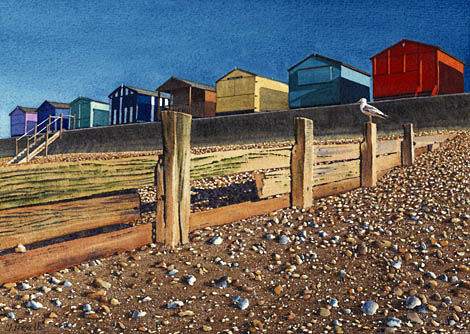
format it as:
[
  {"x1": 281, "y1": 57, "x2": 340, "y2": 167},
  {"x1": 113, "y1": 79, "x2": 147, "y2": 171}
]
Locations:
[{"x1": 368, "y1": 115, "x2": 372, "y2": 123}]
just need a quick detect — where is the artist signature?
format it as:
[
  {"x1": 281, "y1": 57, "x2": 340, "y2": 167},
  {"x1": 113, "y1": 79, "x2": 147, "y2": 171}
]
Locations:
[{"x1": 1, "y1": 322, "x2": 46, "y2": 333}]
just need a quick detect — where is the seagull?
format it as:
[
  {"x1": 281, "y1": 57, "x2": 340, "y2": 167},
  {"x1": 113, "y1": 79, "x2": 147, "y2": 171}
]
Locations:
[{"x1": 357, "y1": 98, "x2": 390, "y2": 123}]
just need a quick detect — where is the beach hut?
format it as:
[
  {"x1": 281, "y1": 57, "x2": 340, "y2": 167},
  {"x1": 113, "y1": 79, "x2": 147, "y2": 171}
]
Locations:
[
  {"x1": 288, "y1": 53, "x2": 371, "y2": 108},
  {"x1": 371, "y1": 39, "x2": 465, "y2": 100},
  {"x1": 36, "y1": 101, "x2": 71, "y2": 131},
  {"x1": 70, "y1": 97, "x2": 109, "y2": 129},
  {"x1": 108, "y1": 85, "x2": 170, "y2": 125},
  {"x1": 9, "y1": 106, "x2": 37, "y2": 137},
  {"x1": 156, "y1": 77, "x2": 216, "y2": 118},
  {"x1": 216, "y1": 68, "x2": 288, "y2": 115}
]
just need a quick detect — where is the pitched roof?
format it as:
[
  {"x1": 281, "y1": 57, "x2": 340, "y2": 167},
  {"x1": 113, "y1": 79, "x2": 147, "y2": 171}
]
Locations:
[
  {"x1": 48, "y1": 101, "x2": 70, "y2": 109},
  {"x1": 70, "y1": 96, "x2": 109, "y2": 105},
  {"x1": 216, "y1": 68, "x2": 288, "y2": 84},
  {"x1": 157, "y1": 77, "x2": 216, "y2": 92},
  {"x1": 288, "y1": 53, "x2": 371, "y2": 76},
  {"x1": 108, "y1": 85, "x2": 169, "y2": 98},
  {"x1": 127, "y1": 86, "x2": 161, "y2": 97},
  {"x1": 9, "y1": 106, "x2": 37, "y2": 116},
  {"x1": 370, "y1": 39, "x2": 466, "y2": 65}
]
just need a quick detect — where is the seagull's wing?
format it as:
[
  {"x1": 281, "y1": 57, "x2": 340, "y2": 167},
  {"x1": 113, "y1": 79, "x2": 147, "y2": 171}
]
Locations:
[{"x1": 362, "y1": 104, "x2": 390, "y2": 119}]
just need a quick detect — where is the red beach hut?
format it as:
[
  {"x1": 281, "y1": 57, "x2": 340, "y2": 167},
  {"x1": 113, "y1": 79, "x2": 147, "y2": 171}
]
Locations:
[{"x1": 371, "y1": 39, "x2": 465, "y2": 100}]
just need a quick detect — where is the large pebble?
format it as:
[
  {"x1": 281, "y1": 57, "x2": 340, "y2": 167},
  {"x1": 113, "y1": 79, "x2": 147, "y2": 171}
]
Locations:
[
  {"x1": 278, "y1": 235, "x2": 289, "y2": 245},
  {"x1": 362, "y1": 301, "x2": 379, "y2": 315},
  {"x1": 187, "y1": 275, "x2": 196, "y2": 286},
  {"x1": 387, "y1": 317, "x2": 401, "y2": 327},
  {"x1": 406, "y1": 296, "x2": 421, "y2": 309},
  {"x1": 15, "y1": 244, "x2": 26, "y2": 253},
  {"x1": 27, "y1": 301, "x2": 43, "y2": 310},
  {"x1": 167, "y1": 301, "x2": 184, "y2": 309},
  {"x1": 210, "y1": 236, "x2": 223, "y2": 245},
  {"x1": 132, "y1": 310, "x2": 146, "y2": 318},
  {"x1": 407, "y1": 312, "x2": 423, "y2": 324}
]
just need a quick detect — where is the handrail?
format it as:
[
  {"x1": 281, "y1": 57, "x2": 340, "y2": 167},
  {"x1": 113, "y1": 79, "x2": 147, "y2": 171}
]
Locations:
[
  {"x1": 13, "y1": 113, "x2": 73, "y2": 159},
  {"x1": 15, "y1": 117, "x2": 50, "y2": 142}
]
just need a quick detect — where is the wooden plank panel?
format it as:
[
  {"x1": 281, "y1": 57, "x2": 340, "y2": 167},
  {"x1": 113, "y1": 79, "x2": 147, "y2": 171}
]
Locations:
[
  {"x1": 189, "y1": 195, "x2": 290, "y2": 232},
  {"x1": 313, "y1": 177, "x2": 360, "y2": 199},
  {"x1": 0, "y1": 157, "x2": 157, "y2": 210},
  {"x1": 314, "y1": 160, "x2": 360, "y2": 185},
  {"x1": 0, "y1": 223, "x2": 152, "y2": 285},
  {"x1": 255, "y1": 160, "x2": 360, "y2": 199},
  {"x1": 414, "y1": 133, "x2": 456, "y2": 148},
  {"x1": 377, "y1": 153, "x2": 402, "y2": 172},
  {"x1": 0, "y1": 193, "x2": 140, "y2": 251},
  {"x1": 254, "y1": 169, "x2": 290, "y2": 199},
  {"x1": 315, "y1": 143, "x2": 360, "y2": 163},
  {"x1": 377, "y1": 140, "x2": 401, "y2": 156},
  {"x1": 190, "y1": 146, "x2": 292, "y2": 180}
]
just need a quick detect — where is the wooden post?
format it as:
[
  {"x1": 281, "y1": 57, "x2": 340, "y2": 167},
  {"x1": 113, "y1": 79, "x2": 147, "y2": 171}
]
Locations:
[
  {"x1": 161, "y1": 111, "x2": 192, "y2": 247},
  {"x1": 73, "y1": 116, "x2": 76, "y2": 129},
  {"x1": 15, "y1": 139, "x2": 18, "y2": 156},
  {"x1": 45, "y1": 124, "x2": 49, "y2": 157},
  {"x1": 188, "y1": 86, "x2": 192, "y2": 115},
  {"x1": 157, "y1": 91, "x2": 161, "y2": 121},
  {"x1": 291, "y1": 117, "x2": 314, "y2": 209},
  {"x1": 360, "y1": 122, "x2": 377, "y2": 187},
  {"x1": 60, "y1": 113, "x2": 64, "y2": 138},
  {"x1": 401, "y1": 123, "x2": 414, "y2": 166},
  {"x1": 26, "y1": 137, "x2": 30, "y2": 162},
  {"x1": 154, "y1": 155, "x2": 165, "y2": 244},
  {"x1": 34, "y1": 125, "x2": 37, "y2": 144}
]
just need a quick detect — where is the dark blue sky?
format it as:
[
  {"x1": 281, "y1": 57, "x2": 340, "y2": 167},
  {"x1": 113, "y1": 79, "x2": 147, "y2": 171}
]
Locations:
[{"x1": 0, "y1": 0, "x2": 469, "y2": 138}]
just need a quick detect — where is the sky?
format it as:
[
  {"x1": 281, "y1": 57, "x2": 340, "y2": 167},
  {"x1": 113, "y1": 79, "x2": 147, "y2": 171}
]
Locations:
[{"x1": 0, "y1": 0, "x2": 469, "y2": 139}]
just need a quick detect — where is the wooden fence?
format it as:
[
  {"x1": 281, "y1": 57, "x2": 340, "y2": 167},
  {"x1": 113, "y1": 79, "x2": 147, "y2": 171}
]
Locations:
[
  {"x1": 0, "y1": 111, "x2": 456, "y2": 283},
  {"x1": 155, "y1": 112, "x2": 455, "y2": 246}
]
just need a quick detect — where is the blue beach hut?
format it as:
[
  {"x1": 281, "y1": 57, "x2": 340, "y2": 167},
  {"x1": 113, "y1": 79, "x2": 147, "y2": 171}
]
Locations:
[{"x1": 288, "y1": 53, "x2": 371, "y2": 108}]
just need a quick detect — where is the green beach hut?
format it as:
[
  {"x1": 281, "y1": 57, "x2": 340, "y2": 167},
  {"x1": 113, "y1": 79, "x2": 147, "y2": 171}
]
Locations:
[{"x1": 70, "y1": 97, "x2": 110, "y2": 129}]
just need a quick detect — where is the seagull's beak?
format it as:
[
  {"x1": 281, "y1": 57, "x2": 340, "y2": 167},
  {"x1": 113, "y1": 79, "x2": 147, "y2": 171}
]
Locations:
[{"x1": 356, "y1": 99, "x2": 361, "y2": 103}]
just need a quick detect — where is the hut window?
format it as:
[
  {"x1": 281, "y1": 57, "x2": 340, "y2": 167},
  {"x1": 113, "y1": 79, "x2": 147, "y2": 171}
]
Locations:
[
  {"x1": 115, "y1": 92, "x2": 118, "y2": 97},
  {"x1": 227, "y1": 76, "x2": 243, "y2": 80},
  {"x1": 298, "y1": 66, "x2": 333, "y2": 85},
  {"x1": 125, "y1": 88, "x2": 129, "y2": 95}
]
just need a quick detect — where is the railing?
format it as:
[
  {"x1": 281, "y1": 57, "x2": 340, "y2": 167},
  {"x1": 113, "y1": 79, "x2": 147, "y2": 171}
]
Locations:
[{"x1": 16, "y1": 113, "x2": 76, "y2": 161}]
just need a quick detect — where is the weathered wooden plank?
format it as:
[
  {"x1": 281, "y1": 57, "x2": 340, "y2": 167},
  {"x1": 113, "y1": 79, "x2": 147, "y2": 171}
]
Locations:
[
  {"x1": 291, "y1": 118, "x2": 314, "y2": 209},
  {"x1": 402, "y1": 123, "x2": 414, "y2": 166},
  {"x1": 314, "y1": 160, "x2": 360, "y2": 185},
  {"x1": 377, "y1": 153, "x2": 402, "y2": 172},
  {"x1": 360, "y1": 122, "x2": 377, "y2": 187},
  {"x1": 189, "y1": 195, "x2": 290, "y2": 232},
  {"x1": 313, "y1": 177, "x2": 360, "y2": 199},
  {"x1": 414, "y1": 133, "x2": 456, "y2": 148},
  {"x1": 377, "y1": 140, "x2": 401, "y2": 156},
  {"x1": 161, "y1": 111, "x2": 191, "y2": 246},
  {"x1": 315, "y1": 143, "x2": 360, "y2": 163},
  {"x1": 0, "y1": 156, "x2": 157, "y2": 210},
  {"x1": 254, "y1": 160, "x2": 360, "y2": 199},
  {"x1": 154, "y1": 156, "x2": 165, "y2": 244},
  {"x1": 0, "y1": 193, "x2": 140, "y2": 251},
  {"x1": 190, "y1": 146, "x2": 292, "y2": 180},
  {"x1": 0, "y1": 223, "x2": 152, "y2": 285},
  {"x1": 254, "y1": 170, "x2": 291, "y2": 199}
]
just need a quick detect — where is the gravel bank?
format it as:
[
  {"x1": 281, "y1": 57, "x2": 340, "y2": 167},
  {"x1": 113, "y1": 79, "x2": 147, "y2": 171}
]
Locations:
[{"x1": 0, "y1": 131, "x2": 468, "y2": 334}]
